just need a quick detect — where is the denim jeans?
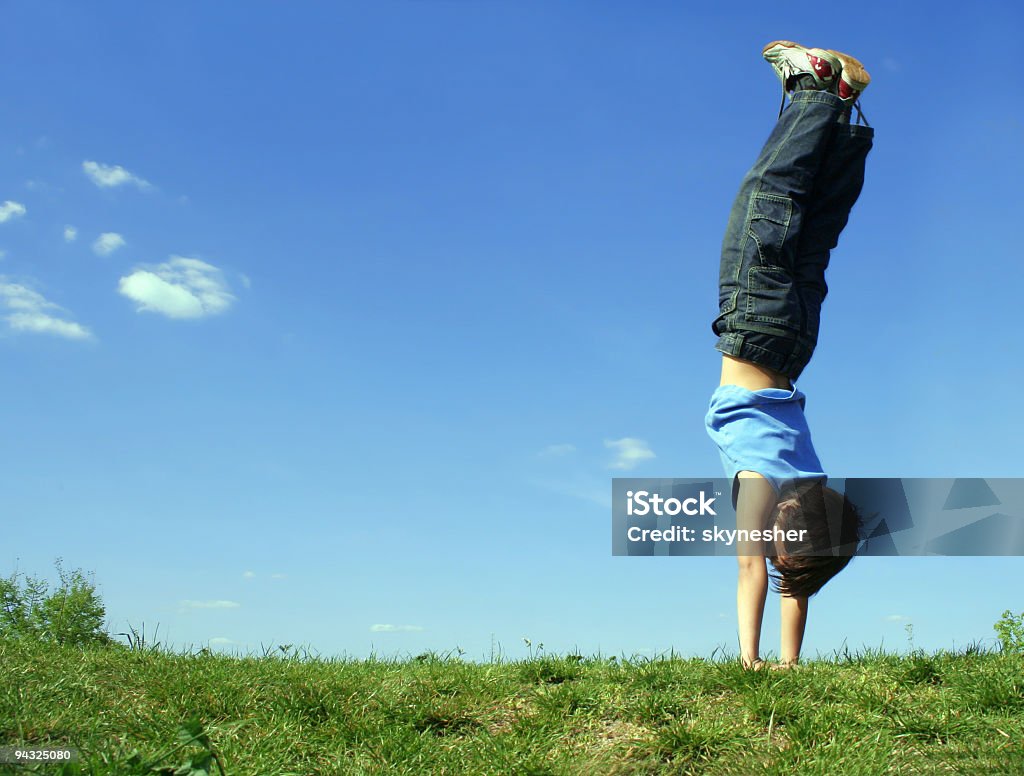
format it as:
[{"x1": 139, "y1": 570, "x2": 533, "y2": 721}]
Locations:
[{"x1": 712, "y1": 89, "x2": 874, "y2": 381}]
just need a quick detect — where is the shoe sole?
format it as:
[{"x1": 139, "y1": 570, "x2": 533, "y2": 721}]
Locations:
[
  {"x1": 762, "y1": 39, "x2": 801, "y2": 55},
  {"x1": 826, "y1": 49, "x2": 871, "y2": 91},
  {"x1": 762, "y1": 39, "x2": 807, "y2": 63}
]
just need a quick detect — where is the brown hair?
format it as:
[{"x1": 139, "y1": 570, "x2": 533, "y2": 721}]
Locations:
[{"x1": 767, "y1": 480, "x2": 864, "y2": 599}]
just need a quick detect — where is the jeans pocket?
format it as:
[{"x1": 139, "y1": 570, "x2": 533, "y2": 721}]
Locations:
[
  {"x1": 745, "y1": 264, "x2": 802, "y2": 331},
  {"x1": 746, "y1": 193, "x2": 793, "y2": 267}
]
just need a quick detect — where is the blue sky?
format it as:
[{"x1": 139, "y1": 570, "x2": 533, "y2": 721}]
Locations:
[{"x1": 2, "y1": 1, "x2": 1022, "y2": 662}]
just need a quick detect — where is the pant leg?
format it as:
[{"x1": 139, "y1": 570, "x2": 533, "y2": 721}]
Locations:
[
  {"x1": 792, "y1": 123, "x2": 874, "y2": 356},
  {"x1": 712, "y1": 89, "x2": 862, "y2": 380}
]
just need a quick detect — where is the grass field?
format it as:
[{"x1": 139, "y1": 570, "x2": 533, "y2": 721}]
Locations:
[{"x1": 2, "y1": 636, "x2": 1023, "y2": 775}]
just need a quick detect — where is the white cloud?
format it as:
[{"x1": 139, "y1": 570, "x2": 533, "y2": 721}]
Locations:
[
  {"x1": 884, "y1": 614, "x2": 910, "y2": 622},
  {"x1": 6, "y1": 314, "x2": 91, "y2": 340},
  {"x1": 0, "y1": 280, "x2": 93, "y2": 341},
  {"x1": 0, "y1": 201, "x2": 27, "y2": 223},
  {"x1": 82, "y1": 160, "x2": 151, "y2": 190},
  {"x1": 538, "y1": 443, "x2": 576, "y2": 457},
  {"x1": 242, "y1": 571, "x2": 256, "y2": 579},
  {"x1": 178, "y1": 600, "x2": 241, "y2": 611},
  {"x1": 92, "y1": 232, "x2": 125, "y2": 256},
  {"x1": 64, "y1": 225, "x2": 78, "y2": 243},
  {"x1": 118, "y1": 256, "x2": 235, "y2": 319},
  {"x1": 605, "y1": 437, "x2": 656, "y2": 470},
  {"x1": 370, "y1": 624, "x2": 425, "y2": 633},
  {"x1": 209, "y1": 637, "x2": 235, "y2": 646}
]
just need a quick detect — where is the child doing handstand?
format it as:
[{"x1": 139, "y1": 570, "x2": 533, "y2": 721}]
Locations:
[{"x1": 705, "y1": 40, "x2": 871, "y2": 670}]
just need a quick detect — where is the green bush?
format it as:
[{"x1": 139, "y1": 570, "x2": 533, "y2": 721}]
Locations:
[
  {"x1": 0, "y1": 558, "x2": 114, "y2": 647},
  {"x1": 995, "y1": 610, "x2": 1024, "y2": 654}
]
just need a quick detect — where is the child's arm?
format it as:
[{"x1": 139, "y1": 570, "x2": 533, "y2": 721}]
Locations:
[
  {"x1": 780, "y1": 595, "x2": 808, "y2": 665},
  {"x1": 735, "y1": 471, "x2": 777, "y2": 667},
  {"x1": 737, "y1": 555, "x2": 768, "y2": 668}
]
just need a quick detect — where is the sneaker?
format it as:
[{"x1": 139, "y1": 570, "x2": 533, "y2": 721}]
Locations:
[
  {"x1": 762, "y1": 40, "x2": 842, "y2": 94},
  {"x1": 826, "y1": 49, "x2": 871, "y2": 103}
]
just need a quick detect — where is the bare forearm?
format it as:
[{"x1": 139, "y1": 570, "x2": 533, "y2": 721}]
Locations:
[
  {"x1": 780, "y1": 595, "x2": 809, "y2": 664},
  {"x1": 734, "y1": 472, "x2": 776, "y2": 666},
  {"x1": 737, "y1": 557, "x2": 768, "y2": 665}
]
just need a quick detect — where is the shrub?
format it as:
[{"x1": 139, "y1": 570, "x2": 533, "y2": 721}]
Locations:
[
  {"x1": 0, "y1": 558, "x2": 114, "y2": 647},
  {"x1": 994, "y1": 610, "x2": 1024, "y2": 654}
]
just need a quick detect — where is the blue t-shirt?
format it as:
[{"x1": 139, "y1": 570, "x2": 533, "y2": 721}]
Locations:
[{"x1": 705, "y1": 384, "x2": 826, "y2": 498}]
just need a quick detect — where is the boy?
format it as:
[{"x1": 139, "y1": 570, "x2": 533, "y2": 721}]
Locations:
[{"x1": 704, "y1": 41, "x2": 871, "y2": 670}]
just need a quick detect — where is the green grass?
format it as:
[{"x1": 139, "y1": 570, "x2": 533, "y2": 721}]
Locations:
[{"x1": 2, "y1": 637, "x2": 1023, "y2": 775}]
